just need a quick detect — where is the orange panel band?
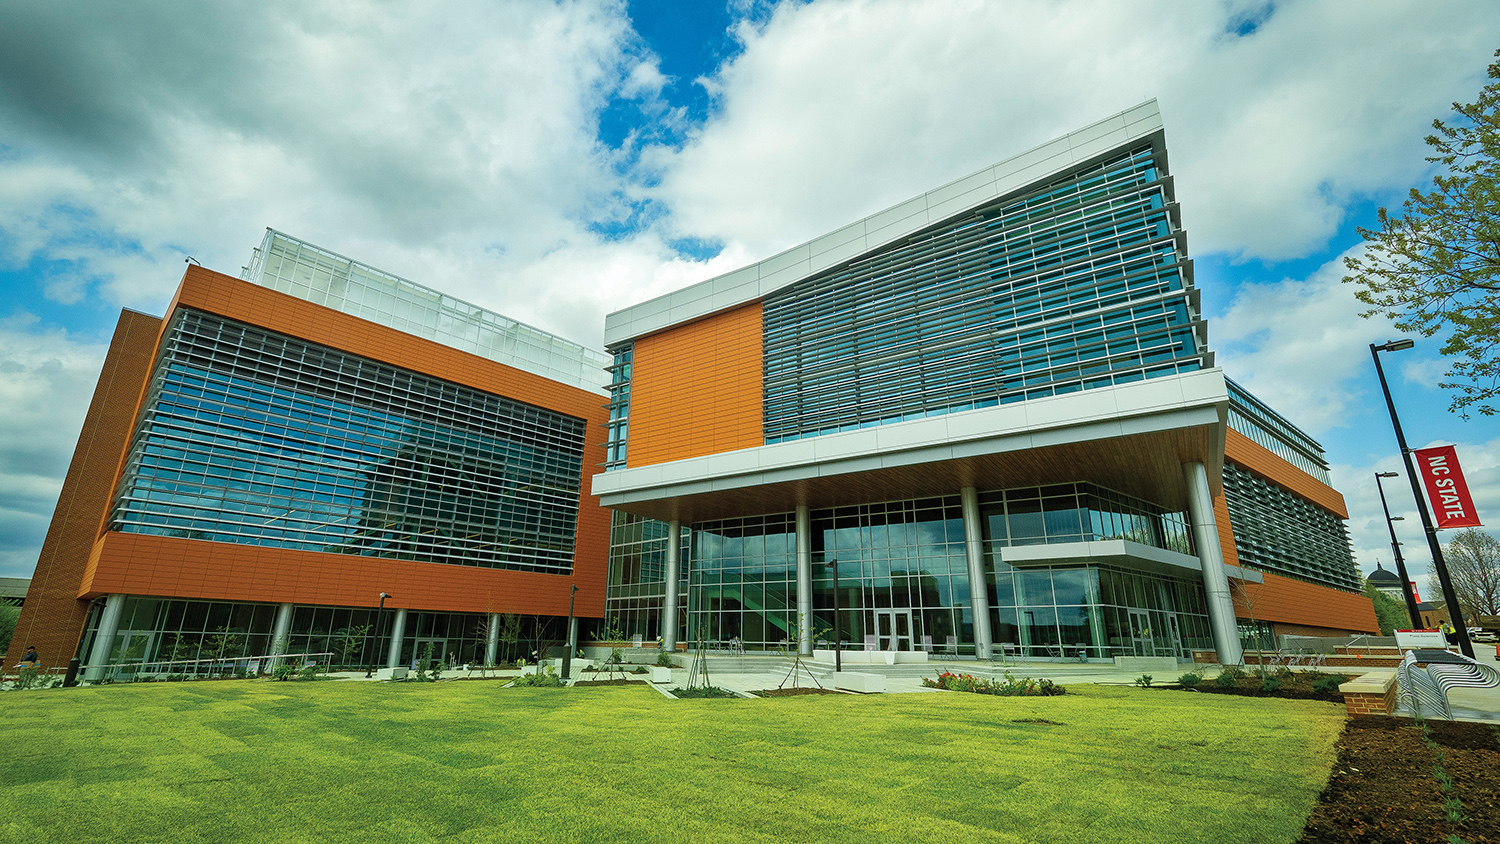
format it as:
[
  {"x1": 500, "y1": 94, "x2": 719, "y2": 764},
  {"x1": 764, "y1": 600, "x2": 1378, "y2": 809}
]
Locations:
[
  {"x1": 1225, "y1": 427, "x2": 1348, "y2": 518},
  {"x1": 1231, "y1": 570, "x2": 1378, "y2": 634},
  {"x1": 628, "y1": 301, "x2": 764, "y2": 467}
]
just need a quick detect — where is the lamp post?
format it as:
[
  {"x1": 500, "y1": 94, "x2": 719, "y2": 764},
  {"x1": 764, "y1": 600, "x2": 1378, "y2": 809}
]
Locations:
[
  {"x1": 562, "y1": 584, "x2": 578, "y2": 680},
  {"x1": 1370, "y1": 340, "x2": 1473, "y2": 657},
  {"x1": 1374, "y1": 472, "x2": 1422, "y2": 628},
  {"x1": 824, "y1": 558, "x2": 840, "y2": 673},
  {"x1": 365, "y1": 592, "x2": 390, "y2": 678}
]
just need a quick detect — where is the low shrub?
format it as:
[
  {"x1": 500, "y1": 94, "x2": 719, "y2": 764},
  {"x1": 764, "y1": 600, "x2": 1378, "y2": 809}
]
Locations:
[
  {"x1": 655, "y1": 650, "x2": 676, "y2": 668},
  {"x1": 921, "y1": 670, "x2": 1066, "y2": 696},
  {"x1": 1177, "y1": 672, "x2": 1202, "y2": 689},
  {"x1": 1215, "y1": 671, "x2": 1238, "y2": 689},
  {"x1": 512, "y1": 667, "x2": 564, "y2": 688},
  {"x1": 670, "y1": 686, "x2": 736, "y2": 699},
  {"x1": 1134, "y1": 674, "x2": 1154, "y2": 688},
  {"x1": 1310, "y1": 673, "x2": 1352, "y2": 694},
  {"x1": 631, "y1": 666, "x2": 647, "y2": 675},
  {"x1": 1260, "y1": 675, "x2": 1282, "y2": 692}
]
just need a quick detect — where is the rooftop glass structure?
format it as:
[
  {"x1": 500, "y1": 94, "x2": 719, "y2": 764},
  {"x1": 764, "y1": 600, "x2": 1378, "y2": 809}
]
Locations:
[{"x1": 241, "y1": 230, "x2": 610, "y2": 394}]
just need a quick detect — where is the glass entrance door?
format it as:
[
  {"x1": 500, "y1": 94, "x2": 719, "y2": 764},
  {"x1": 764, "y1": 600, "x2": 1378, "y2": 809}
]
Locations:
[
  {"x1": 1163, "y1": 613, "x2": 1183, "y2": 659},
  {"x1": 1128, "y1": 609, "x2": 1152, "y2": 657},
  {"x1": 874, "y1": 610, "x2": 913, "y2": 651}
]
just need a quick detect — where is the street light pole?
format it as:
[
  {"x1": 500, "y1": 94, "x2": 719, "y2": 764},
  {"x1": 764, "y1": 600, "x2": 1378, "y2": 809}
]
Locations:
[
  {"x1": 824, "y1": 558, "x2": 840, "y2": 673},
  {"x1": 1375, "y1": 472, "x2": 1422, "y2": 628},
  {"x1": 365, "y1": 592, "x2": 389, "y2": 678},
  {"x1": 1370, "y1": 340, "x2": 1473, "y2": 657},
  {"x1": 562, "y1": 584, "x2": 578, "y2": 680}
]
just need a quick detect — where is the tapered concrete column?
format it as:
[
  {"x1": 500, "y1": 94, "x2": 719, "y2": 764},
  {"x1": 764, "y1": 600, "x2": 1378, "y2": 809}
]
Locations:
[
  {"x1": 795, "y1": 504, "x2": 813, "y2": 656},
  {"x1": 485, "y1": 613, "x2": 500, "y2": 666},
  {"x1": 961, "y1": 486, "x2": 993, "y2": 660},
  {"x1": 83, "y1": 594, "x2": 126, "y2": 681},
  {"x1": 567, "y1": 617, "x2": 579, "y2": 655},
  {"x1": 385, "y1": 607, "x2": 408, "y2": 669},
  {"x1": 661, "y1": 519, "x2": 681, "y2": 651},
  {"x1": 1183, "y1": 462, "x2": 1244, "y2": 665},
  {"x1": 269, "y1": 602, "x2": 294, "y2": 667}
]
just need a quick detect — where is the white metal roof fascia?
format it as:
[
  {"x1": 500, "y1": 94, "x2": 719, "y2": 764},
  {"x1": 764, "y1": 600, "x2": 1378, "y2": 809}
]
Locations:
[
  {"x1": 604, "y1": 99, "x2": 1165, "y2": 347},
  {"x1": 998, "y1": 539, "x2": 1265, "y2": 584},
  {"x1": 592, "y1": 367, "x2": 1226, "y2": 504}
]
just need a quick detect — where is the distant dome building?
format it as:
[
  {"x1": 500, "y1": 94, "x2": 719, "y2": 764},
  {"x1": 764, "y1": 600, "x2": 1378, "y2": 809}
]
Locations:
[{"x1": 1365, "y1": 563, "x2": 1407, "y2": 601}]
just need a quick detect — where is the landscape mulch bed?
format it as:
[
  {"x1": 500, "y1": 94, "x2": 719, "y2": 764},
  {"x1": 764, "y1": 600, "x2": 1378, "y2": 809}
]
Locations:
[
  {"x1": 750, "y1": 687, "x2": 846, "y2": 697},
  {"x1": 1299, "y1": 716, "x2": 1499, "y2": 844},
  {"x1": 572, "y1": 678, "x2": 647, "y2": 686}
]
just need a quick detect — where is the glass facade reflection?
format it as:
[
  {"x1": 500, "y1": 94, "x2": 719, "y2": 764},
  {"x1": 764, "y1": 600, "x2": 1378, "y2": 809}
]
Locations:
[
  {"x1": 109, "y1": 309, "x2": 588, "y2": 574},
  {"x1": 603, "y1": 482, "x2": 1212, "y2": 657},
  {"x1": 762, "y1": 143, "x2": 1204, "y2": 443}
]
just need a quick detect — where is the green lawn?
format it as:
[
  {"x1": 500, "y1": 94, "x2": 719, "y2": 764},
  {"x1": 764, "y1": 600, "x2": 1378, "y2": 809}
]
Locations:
[{"x1": 1, "y1": 681, "x2": 1342, "y2": 843}]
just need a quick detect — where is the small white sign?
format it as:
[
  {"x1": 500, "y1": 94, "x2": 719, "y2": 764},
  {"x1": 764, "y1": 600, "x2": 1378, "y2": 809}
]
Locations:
[{"x1": 1395, "y1": 629, "x2": 1448, "y2": 649}]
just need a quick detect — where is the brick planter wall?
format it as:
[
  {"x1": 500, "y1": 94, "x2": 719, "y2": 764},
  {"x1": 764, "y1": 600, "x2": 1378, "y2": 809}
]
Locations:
[{"x1": 1339, "y1": 671, "x2": 1397, "y2": 718}]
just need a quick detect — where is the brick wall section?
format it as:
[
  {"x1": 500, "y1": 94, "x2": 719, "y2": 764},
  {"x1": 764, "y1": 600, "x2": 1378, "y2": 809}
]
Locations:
[
  {"x1": 1340, "y1": 672, "x2": 1398, "y2": 718},
  {"x1": 2, "y1": 310, "x2": 162, "y2": 670},
  {"x1": 627, "y1": 302, "x2": 763, "y2": 467},
  {"x1": 1232, "y1": 570, "x2": 1380, "y2": 634}
]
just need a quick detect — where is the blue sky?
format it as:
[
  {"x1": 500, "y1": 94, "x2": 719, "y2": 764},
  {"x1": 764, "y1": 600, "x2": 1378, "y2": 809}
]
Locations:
[{"x1": 0, "y1": 0, "x2": 1497, "y2": 587}]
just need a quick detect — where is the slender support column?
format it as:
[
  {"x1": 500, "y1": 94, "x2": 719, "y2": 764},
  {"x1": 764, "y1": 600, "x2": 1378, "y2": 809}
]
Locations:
[
  {"x1": 961, "y1": 486, "x2": 993, "y2": 660},
  {"x1": 795, "y1": 505, "x2": 813, "y2": 656},
  {"x1": 83, "y1": 594, "x2": 126, "y2": 681},
  {"x1": 567, "y1": 617, "x2": 579, "y2": 654},
  {"x1": 1183, "y1": 462, "x2": 1244, "y2": 665},
  {"x1": 269, "y1": 602, "x2": 294, "y2": 668},
  {"x1": 385, "y1": 607, "x2": 408, "y2": 669},
  {"x1": 485, "y1": 613, "x2": 500, "y2": 666},
  {"x1": 661, "y1": 519, "x2": 681, "y2": 651}
]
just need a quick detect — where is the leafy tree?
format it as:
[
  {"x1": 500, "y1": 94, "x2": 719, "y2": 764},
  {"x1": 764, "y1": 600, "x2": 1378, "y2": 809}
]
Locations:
[
  {"x1": 1344, "y1": 51, "x2": 1500, "y2": 417},
  {"x1": 0, "y1": 599, "x2": 20, "y2": 657},
  {"x1": 1362, "y1": 581, "x2": 1411, "y2": 636},
  {"x1": 1431, "y1": 527, "x2": 1500, "y2": 620}
]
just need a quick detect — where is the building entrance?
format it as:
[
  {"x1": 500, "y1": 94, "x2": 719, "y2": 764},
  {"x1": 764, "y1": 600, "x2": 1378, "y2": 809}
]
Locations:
[
  {"x1": 1163, "y1": 613, "x2": 1183, "y2": 659},
  {"x1": 1128, "y1": 609, "x2": 1153, "y2": 657},
  {"x1": 874, "y1": 609, "x2": 913, "y2": 651}
]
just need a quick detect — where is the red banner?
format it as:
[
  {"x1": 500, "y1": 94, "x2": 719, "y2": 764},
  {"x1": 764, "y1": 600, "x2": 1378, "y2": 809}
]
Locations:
[{"x1": 1413, "y1": 445, "x2": 1484, "y2": 529}]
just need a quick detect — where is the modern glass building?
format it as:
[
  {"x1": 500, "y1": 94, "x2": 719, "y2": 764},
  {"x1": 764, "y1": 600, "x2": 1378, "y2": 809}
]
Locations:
[
  {"x1": 6, "y1": 231, "x2": 612, "y2": 676},
  {"x1": 595, "y1": 101, "x2": 1376, "y2": 662}
]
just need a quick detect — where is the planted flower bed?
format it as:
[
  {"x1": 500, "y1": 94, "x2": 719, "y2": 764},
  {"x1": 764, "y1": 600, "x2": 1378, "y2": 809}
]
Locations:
[
  {"x1": 921, "y1": 670, "x2": 1065, "y2": 696},
  {"x1": 1164, "y1": 666, "x2": 1350, "y2": 703}
]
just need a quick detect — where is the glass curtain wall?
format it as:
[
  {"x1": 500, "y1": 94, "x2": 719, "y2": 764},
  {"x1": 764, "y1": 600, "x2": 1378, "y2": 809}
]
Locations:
[
  {"x1": 108, "y1": 310, "x2": 588, "y2": 574},
  {"x1": 670, "y1": 481, "x2": 1209, "y2": 656},
  {"x1": 762, "y1": 143, "x2": 1204, "y2": 444},
  {"x1": 600, "y1": 510, "x2": 672, "y2": 642}
]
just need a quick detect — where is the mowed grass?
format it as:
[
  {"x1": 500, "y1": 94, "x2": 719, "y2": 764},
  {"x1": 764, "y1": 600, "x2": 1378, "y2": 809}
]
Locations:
[{"x1": 1, "y1": 681, "x2": 1342, "y2": 844}]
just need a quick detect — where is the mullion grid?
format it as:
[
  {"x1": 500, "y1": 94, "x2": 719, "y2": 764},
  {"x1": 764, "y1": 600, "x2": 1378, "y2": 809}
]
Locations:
[
  {"x1": 109, "y1": 310, "x2": 586, "y2": 574},
  {"x1": 763, "y1": 144, "x2": 1203, "y2": 442}
]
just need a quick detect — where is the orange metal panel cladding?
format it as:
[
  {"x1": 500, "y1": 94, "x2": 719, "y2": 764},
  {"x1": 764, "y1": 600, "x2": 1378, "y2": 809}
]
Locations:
[
  {"x1": 80, "y1": 532, "x2": 606, "y2": 617},
  {"x1": 1231, "y1": 570, "x2": 1379, "y2": 634},
  {"x1": 3, "y1": 310, "x2": 162, "y2": 668},
  {"x1": 77, "y1": 266, "x2": 610, "y2": 618},
  {"x1": 627, "y1": 301, "x2": 765, "y2": 467},
  {"x1": 1225, "y1": 427, "x2": 1349, "y2": 518}
]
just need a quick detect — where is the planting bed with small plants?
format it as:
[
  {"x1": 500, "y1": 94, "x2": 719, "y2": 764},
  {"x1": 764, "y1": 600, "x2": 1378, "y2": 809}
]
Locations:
[
  {"x1": 1164, "y1": 666, "x2": 1351, "y2": 703},
  {"x1": 1297, "y1": 716, "x2": 1499, "y2": 844}
]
